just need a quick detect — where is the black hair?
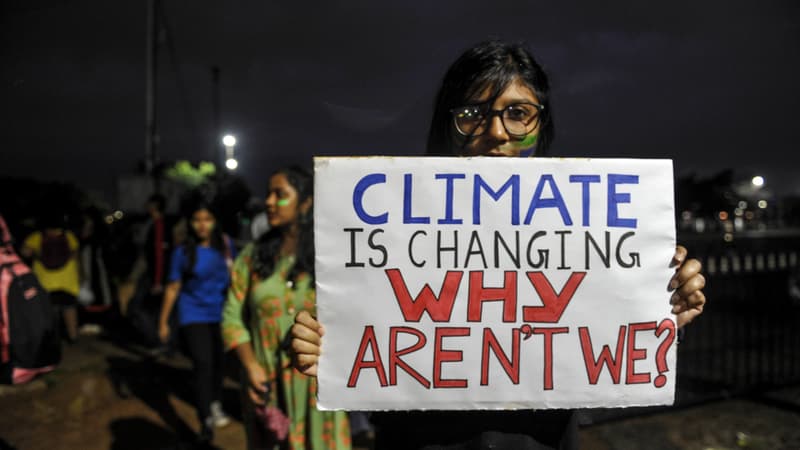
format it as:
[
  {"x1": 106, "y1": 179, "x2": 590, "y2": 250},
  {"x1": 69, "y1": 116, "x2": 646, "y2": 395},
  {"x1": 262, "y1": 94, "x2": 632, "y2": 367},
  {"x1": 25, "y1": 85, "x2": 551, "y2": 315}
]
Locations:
[
  {"x1": 252, "y1": 165, "x2": 314, "y2": 282},
  {"x1": 180, "y1": 186, "x2": 227, "y2": 281},
  {"x1": 39, "y1": 209, "x2": 67, "y2": 230},
  {"x1": 426, "y1": 40, "x2": 554, "y2": 157},
  {"x1": 147, "y1": 193, "x2": 167, "y2": 213},
  {"x1": 80, "y1": 205, "x2": 108, "y2": 245}
]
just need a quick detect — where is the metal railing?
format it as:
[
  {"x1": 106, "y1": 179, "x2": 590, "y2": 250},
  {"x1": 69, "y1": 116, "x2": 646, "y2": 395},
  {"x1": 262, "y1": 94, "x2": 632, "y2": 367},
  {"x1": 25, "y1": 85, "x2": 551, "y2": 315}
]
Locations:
[{"x1": 676, "y1": 229, "x2": 800, "y2": 397}]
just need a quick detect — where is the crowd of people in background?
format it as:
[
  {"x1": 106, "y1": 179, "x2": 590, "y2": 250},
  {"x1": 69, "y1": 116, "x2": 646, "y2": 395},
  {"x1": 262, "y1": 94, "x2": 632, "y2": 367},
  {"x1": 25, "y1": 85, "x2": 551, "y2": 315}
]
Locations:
[
  {"x1": 0, "y1": 175, "x2": 368, "y2": 449},
  {"x1": 0, "y1": 39, "x2": 708, "y2": 450},
  {"x1": 20, "y1": 211, "x2": 83, "y2": 343}
]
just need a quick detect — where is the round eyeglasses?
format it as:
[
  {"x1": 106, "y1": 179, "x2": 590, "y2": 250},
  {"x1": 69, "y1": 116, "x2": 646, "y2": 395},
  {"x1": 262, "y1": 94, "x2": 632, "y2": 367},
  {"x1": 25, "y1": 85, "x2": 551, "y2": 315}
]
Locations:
[{"x1": 450, "y1": 102, "x2": 544, "y2": 138}]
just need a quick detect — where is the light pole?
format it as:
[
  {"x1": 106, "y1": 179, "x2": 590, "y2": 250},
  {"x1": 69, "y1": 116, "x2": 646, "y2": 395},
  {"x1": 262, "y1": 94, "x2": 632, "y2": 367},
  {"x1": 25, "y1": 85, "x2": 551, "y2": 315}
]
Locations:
[{"x1": 223, "y1": 134, "x2": 238, "y2": 170}]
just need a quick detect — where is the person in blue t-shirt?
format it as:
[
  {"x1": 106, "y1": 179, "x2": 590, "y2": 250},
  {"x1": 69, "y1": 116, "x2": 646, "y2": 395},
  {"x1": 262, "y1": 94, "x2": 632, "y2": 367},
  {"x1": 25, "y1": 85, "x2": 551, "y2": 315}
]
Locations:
[{"x1": 158, "y1": 193, "x2": 236, "y2": 443}]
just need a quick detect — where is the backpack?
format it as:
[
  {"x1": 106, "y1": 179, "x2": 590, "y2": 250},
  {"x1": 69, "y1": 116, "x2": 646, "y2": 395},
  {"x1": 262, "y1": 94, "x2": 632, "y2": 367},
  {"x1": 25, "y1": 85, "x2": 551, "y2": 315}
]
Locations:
[
  {"x1": 39, "y1": 231, "x2": 72, "y2": 270},
  {"x1": 0, "y1": 216, "x2": 60, "y2": 384}
]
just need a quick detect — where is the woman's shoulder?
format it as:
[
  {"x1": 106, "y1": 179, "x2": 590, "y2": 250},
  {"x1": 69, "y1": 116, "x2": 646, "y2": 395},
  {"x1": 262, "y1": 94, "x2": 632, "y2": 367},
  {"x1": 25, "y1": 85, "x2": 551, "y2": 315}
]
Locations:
[
  {"x1": 231, "y1": 242, "x2": 257, "y2": 270},
  {"x1": 23, "y1": 231, "x2": 42, "y2": 247},
  {"x1": 64, "y1": 230, "x2": 80, "y2": 248},
  {"x1": 238, "y1": 241, "x2": 256, "y2": 256},
  {"x1": 171, "y1": 244, "x2": 187, "y2": 259}
]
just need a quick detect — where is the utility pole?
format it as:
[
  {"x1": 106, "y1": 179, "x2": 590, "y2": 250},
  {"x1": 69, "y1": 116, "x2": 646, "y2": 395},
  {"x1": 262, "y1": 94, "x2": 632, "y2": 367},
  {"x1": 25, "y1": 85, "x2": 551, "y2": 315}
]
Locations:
[
  {"x1": 144, "y1": 0, "x2": 159, "y2": 186},
  {"x1": 211, "y1": 65, "x2": 221, "y2": 169}
]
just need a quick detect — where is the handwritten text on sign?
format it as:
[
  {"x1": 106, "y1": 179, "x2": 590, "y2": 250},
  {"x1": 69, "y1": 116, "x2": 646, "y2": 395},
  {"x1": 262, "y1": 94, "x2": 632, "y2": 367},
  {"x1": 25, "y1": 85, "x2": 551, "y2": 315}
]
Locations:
[{"x1": 314, "y1": 157, "x2": 677, "y2": 410}]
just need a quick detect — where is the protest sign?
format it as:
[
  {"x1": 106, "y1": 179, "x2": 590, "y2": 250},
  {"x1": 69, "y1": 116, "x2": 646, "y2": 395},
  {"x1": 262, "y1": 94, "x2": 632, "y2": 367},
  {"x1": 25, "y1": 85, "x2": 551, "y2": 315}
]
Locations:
[{"x1": 314, "y1": 156, "x2": 677, "y2": 410}]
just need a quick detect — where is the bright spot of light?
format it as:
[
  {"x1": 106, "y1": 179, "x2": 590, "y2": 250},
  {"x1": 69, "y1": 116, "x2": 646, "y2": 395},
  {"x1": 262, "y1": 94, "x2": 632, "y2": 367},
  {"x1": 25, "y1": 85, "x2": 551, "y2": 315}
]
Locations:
[
  {"x1": 694, "y1": 218, "x2": 706, "y2": 233},
  {"x1": 724, "y1": 233, "x2": 734, "y2": 242},
  {"x1": 718, "y1": 211, "x2": 729, "y2": 221},
  {"x1": 734, "y1": 217, "x2": 744, "y2": 231},
  {"x1": 758, "y1": 200, "x2": 768, "y2": 209},
  {"x1": 113, "y1": 210, "x2": 123, "y2": 220},
  {"x1": 222, "y1": 135, "x2": 237, "y2": 147},
  {"x1": 751, "y1": 176, "x2": 764, "y2": 187},
  {"x1": 226, "y1": 158, "x2": 238, "y2": 170}
]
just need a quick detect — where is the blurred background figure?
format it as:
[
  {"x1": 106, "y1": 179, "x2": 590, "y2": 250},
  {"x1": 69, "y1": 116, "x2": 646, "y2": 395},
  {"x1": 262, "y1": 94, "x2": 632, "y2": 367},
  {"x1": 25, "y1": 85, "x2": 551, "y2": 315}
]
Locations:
[
  {"x1": 123, "y1": 193, "x2": 175, "y2": 353},
  {"x1": 222, "y1": 166, "x2": 351, "y2": 450},
  {"x1": 21, "y1": 209, "x2": 81, "y2": 344},
  {"x1": 76, "y1": 206, "x2": 113, "y2": 335},
  {"x1": 143, "y1": 193, "x2": 171, "y2": 300},
  {"x1": 241, "y1": 195, "x2": 269, "y2": 243},
  {"x1": 0, "y1": 213, "x2": 60, "y2": 385},
  {"x1": 158, "y1": 186, "x2": 235, "y2": 444},
  {"x1": 249, "y1": 208, "x2": 269, "y2": 243}
]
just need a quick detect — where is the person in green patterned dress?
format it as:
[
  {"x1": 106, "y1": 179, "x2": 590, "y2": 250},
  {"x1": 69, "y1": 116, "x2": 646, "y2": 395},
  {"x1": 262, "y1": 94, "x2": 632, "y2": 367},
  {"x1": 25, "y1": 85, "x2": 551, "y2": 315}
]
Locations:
[{"x1": 222, "y1": 166, "x2": 351, "y2": 450}]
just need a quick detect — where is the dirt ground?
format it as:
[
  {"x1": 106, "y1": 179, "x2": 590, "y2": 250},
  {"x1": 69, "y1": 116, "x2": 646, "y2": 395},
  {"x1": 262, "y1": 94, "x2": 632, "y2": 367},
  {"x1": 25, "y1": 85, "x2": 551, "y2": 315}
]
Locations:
[
  {"x1": 1, "y1": 334, "x2": 799, "y2": 450},
  {"x1": 0, "y1": 335, "x2": 247, "y2": 450},
  {"x1": 580, "y1": 396, "x2": 800, "y2": 450}
]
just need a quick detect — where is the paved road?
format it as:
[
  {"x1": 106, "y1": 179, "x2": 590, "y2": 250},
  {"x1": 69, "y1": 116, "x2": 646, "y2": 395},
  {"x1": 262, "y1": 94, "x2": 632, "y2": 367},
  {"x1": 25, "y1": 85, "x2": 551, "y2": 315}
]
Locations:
[{"x1": 2, "y1": 334, "x2": 798, "y2": 449}]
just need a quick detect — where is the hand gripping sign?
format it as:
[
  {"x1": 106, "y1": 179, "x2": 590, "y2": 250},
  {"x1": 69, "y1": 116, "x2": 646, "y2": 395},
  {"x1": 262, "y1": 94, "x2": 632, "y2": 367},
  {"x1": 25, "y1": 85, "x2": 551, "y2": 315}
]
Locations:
[{"x1": 314, "y1": 157, "x2": 677, "y2": 411}]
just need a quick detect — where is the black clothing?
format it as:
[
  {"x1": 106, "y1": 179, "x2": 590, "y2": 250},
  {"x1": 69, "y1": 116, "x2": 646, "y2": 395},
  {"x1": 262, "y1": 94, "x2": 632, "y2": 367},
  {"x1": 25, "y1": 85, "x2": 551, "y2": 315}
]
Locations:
[
  {"x1": 182, "y1": 322, "x2": 224, "y2": 421},
  {"x1": 371, "y1": 409, "x2": 578, "y2": 450}
]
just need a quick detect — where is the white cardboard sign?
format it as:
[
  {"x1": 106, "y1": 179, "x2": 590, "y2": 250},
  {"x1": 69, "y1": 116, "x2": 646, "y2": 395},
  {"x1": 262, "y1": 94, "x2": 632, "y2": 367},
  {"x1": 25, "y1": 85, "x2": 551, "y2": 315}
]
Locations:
[{"x1": 314, "y1": 157, "x2": 677, "y2": 411}]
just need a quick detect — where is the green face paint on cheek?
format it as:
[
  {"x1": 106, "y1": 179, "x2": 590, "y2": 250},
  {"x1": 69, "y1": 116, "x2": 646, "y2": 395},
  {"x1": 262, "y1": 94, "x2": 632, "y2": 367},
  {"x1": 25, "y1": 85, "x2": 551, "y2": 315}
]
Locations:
[
  {"x1": 517, "y1": 134, "x2": 538, "y2": 157},
  {"x1": 277, "y1": 198, "x2": 291, "y2": 207},
  {"x1": 519, "y1": 133, "x2": 538, "y2": 148}
]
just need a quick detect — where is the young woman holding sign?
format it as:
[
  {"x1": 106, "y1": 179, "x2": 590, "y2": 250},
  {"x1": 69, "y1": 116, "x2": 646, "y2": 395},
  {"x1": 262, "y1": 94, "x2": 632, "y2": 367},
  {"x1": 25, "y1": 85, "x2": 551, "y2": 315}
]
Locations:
[
  {"x1": 291, "y1": 40, "x2": 706, "y2": 450},
  {"x1": 222, "y1": 166, "x2": 351, "y2": 450}
]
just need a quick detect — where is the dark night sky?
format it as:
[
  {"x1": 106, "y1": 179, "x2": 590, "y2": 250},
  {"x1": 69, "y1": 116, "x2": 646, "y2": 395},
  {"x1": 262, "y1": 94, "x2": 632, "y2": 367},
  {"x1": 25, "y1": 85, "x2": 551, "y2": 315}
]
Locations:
[{"x1": 2, "y1": 0, "x2": 799, "y2": 206}]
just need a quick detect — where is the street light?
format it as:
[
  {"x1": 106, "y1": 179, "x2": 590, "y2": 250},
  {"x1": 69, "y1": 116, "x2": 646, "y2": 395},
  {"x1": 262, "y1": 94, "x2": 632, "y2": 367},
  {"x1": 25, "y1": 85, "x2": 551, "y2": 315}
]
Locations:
[
  {"x1": 222, "y1": 134, "x2": 237, "y2": 171},
  {"x1": 222, "y1": 134, "x2": 236, "y2": 147}
]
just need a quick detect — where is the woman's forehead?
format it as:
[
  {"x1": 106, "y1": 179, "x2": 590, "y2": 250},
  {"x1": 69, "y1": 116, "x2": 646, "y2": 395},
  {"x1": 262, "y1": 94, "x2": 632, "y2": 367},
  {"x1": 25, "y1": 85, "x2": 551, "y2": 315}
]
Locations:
[
  {"x1": 269, "y1": 172, "x2": 289, "y2": 186},
  {"x1": 192, "y1": 208, "x2": 213, "y2": 218},
  {"x1": 467, "y1": 77, "x2": 539, "y2": 104},
  {"x1": 269, "y1": 173, "x2": 299, "y2": 193}
]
